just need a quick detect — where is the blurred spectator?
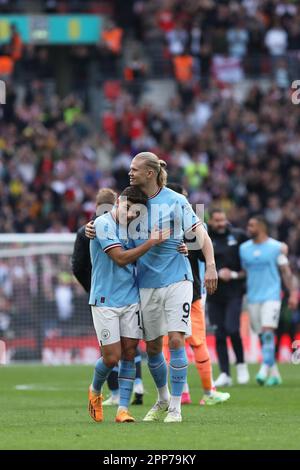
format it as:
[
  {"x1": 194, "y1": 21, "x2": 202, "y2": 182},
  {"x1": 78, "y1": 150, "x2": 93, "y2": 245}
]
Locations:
[
  {"x1": 166, "y1": 20, "x2": 189, "y2": 56},
  {"x1": 173, "y1": 51, "x2": 194, "y2": 83},
  {"x1": 124, "y1": 50, "x2": 148, "y2": 103},
  {"x1": 101, "y1": 20, "x2": 123, "y2": 55},
  {"x1": 264, "y1": 18, "x2": 288, "y2": 57},
  {"x1": 9, "y1": 23, "x2": 23, "y2": 63},
  {"x1": 227, "y1": 19, "x2": 249, "y2": 59},
  {"x1": 55, "y1": 271, "x2": 73, "y2": 324},
  {"x1": 99, "y1": 19, "x2": 123, "y2": 77}
]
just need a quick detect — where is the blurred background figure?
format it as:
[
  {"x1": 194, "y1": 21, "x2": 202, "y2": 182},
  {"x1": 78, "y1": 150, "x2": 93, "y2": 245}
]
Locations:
[{"x1": 206, "y1": 209, "x2": 250, "y2": 387}]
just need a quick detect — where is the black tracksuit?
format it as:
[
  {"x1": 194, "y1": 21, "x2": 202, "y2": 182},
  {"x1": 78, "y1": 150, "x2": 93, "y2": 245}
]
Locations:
[
  {"x1": 71, "y1": 224, "x2": 92, "y2": 294},
  {"x1": 206, "y1": 226, "x2": 248, "y2": 375},
  {"x1": 188, "y1": 248, "x2": 203, "y2": 304}
]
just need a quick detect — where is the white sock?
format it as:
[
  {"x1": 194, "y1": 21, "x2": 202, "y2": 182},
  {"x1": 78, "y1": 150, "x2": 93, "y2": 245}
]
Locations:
[
  {"x1": 259, "y1": 364, "x2": 269, "y2": 376},
  {"x1": 133, "y1": 382, "x2": 144, "y2": 394},
  {"x1": 91, "y1": 386, "x2": 101, "y2": 395},
  {"x1": 158, "y1": 385, "x2": 170, "y2": 403},
  {"x1": 270, "y1": 363, "x2": 280, "y2": 377},
  {"x1": 117, "y1": 406, "x2": 127, "y2": 414},
  {"x1": 169, "y1": 395, "x2": 181, "y2": 413},
  {"x1": 183, "y1": 382, "x2": 189, "y2": 394}
]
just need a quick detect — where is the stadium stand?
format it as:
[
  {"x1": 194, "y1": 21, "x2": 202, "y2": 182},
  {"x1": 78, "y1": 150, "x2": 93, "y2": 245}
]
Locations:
[{"x1": 0, "y1": 0, "x2": 300, "y2": 362}]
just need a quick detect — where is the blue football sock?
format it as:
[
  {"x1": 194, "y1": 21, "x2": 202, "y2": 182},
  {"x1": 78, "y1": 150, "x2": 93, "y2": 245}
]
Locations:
[
  {"x1": 135, "y1": 354, "x2": 142, "y2": 364},
  {"x1": 148, "y1": 352, "x2": 168, "y2": 389},
  {"x1": 261, "y1": 331, "x2": 275, "y2": 367},
  {"x1": 118, "y1": 360, "x2": 136, "y2": 408},
  {"x1": 92, "y1": 358, "x2": 114, "y2": 394},
  {"x1": 135, "y1": 354, "x2": 142, "y2": 384},
  {"x1": 169, "y1": 347, "x2": 188, "y2": 397}
]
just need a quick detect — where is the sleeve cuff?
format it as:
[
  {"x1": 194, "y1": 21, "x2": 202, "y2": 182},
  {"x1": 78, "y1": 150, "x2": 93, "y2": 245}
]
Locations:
[
  {"x1": 103, "y1": 243, "x2": 122, "y2": 253},
  {"x1": 185, "y1": 220, "x2": 203, "y2": 234}
]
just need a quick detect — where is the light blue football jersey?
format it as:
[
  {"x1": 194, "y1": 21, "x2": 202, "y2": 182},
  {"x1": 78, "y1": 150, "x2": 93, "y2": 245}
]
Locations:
[
  {"x1": 89, "y1": 212, "x2": 139, "y2": 308},
  {"x1": 239, "y1": 238, "x2": 282, "y2": 303},
  {"x1": 132, "y1": 187, "x2": 201, "y2": 288}
]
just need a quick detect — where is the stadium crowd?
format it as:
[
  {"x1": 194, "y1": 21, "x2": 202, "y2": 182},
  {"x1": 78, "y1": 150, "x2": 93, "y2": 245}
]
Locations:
[
  {"x1": 2, "y1": 1, "x2": 300, "y2": 82},
  {"x1": 1, "y1": 80, "x2": 300, "y2": 273},
  {"x1": 1, "y1": 0, "x2": 300, "y2": 347}
]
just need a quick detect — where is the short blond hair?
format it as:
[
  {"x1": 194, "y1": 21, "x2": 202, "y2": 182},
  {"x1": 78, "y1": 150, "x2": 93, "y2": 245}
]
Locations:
[
  {"x1": 134, "y1": 152, "x2": 167, "y2": 187},
  {"x1": 95, "y1": 188, "x2": 117, "y2": 207}
]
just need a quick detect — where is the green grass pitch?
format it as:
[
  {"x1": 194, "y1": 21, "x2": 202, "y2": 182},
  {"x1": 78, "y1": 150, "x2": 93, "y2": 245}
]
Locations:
[{"x1": 0, "y1": 363, "x2": 299, "y2": 450}]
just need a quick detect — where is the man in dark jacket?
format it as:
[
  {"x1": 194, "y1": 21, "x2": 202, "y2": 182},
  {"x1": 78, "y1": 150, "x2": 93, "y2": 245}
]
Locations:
[
  {"x1": 72, "y1": 187, "x2": 144, "y2": 405},
  {"x1": 206, "y1": 209, "x2": 250, "y2": 387},
  {"x1": 72, "y1": 188, "x2": 117, "y2": 292}
]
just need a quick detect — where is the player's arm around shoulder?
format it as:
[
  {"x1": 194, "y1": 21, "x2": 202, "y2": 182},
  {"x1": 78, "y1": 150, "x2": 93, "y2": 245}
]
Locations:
[
  {"x1": 105, "y1": 226, "x2": 171, "y2": 268},
  {"x1": 85, "y1": 219, "x2": 96, "y2": 239},
  {"x1": 193, "y1": 223, "x2": 218, "y2": 295}
]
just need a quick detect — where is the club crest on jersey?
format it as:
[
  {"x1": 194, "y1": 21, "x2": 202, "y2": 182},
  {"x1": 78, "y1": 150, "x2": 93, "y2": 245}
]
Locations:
[{"x1": 101, "y1": 329, "x2": 110, "y2": 340}]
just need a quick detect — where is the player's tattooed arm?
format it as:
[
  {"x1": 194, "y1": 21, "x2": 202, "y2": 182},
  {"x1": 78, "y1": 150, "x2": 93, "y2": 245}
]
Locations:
[
  {"x1": 278, "y1": 244, "x2": 299, "y2": 309},
  {"x1": 280, "y1": 265, "x2": 299, "y2": 310},
  {"x1": 193, "y1": 225, "x2": 218, "y2": 295},
  {"x1": 290, "y1": 275, "x2": 299, "y2": 310}
]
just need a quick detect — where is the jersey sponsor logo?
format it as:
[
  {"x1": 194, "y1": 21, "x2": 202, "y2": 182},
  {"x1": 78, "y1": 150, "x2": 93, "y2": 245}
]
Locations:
[
  {"x1": 101, "y1": 329, "x2": 111, "y2": 340},
  {"x1": 253, "y1": 250, "x2": 261, "y2": 257}
]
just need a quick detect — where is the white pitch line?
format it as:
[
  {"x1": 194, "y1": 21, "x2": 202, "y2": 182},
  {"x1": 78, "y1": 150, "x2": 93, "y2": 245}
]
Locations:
[{"x1": 15, "y1": 384, "x2": 84, "y2": 391}]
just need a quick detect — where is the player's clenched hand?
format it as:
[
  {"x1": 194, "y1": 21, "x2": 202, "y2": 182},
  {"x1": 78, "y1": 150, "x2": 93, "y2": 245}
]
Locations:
[
  {"x1": 205, "y1": 264, "x2": 218, "y2": 295},
  {"x1": 177, "y1": 242, "x2": 188, "y2": 255},
  {"x1": 150, "y1": 226, "x2": 171, "y2": 246},
  {"x1": 85, "y1": 220, "x2": 96, "y2": 239}
]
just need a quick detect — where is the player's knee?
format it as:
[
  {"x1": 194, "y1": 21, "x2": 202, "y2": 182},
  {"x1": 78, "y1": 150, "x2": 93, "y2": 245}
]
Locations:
[
  {"x1": 103, "y1": 353, "x2": 120, "y2": 368},
  {"x1": 146, "y1": 338, "x2": 163, "y2": 356},
  {"x1": 168, "y1": 334, "x2": 185, "y2": 350},
  {"x1": 146, "y1": 344, "x2": 161, "y2": 356},
  {"x1": 122, "y1": 347, "x2": 137, "y2": 362},
  {"x1": 262, "y1": 327, "x2": 274, "y2": 333}
]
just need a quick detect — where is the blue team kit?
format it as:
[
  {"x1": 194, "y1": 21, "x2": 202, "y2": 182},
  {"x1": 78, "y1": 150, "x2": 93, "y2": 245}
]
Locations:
[
  {"x1": 239, "y1": 238, "x2": 282, "y2": 303},
  {"x1": 89, "y1": 187, "x2": 201, "y2": 307}
]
